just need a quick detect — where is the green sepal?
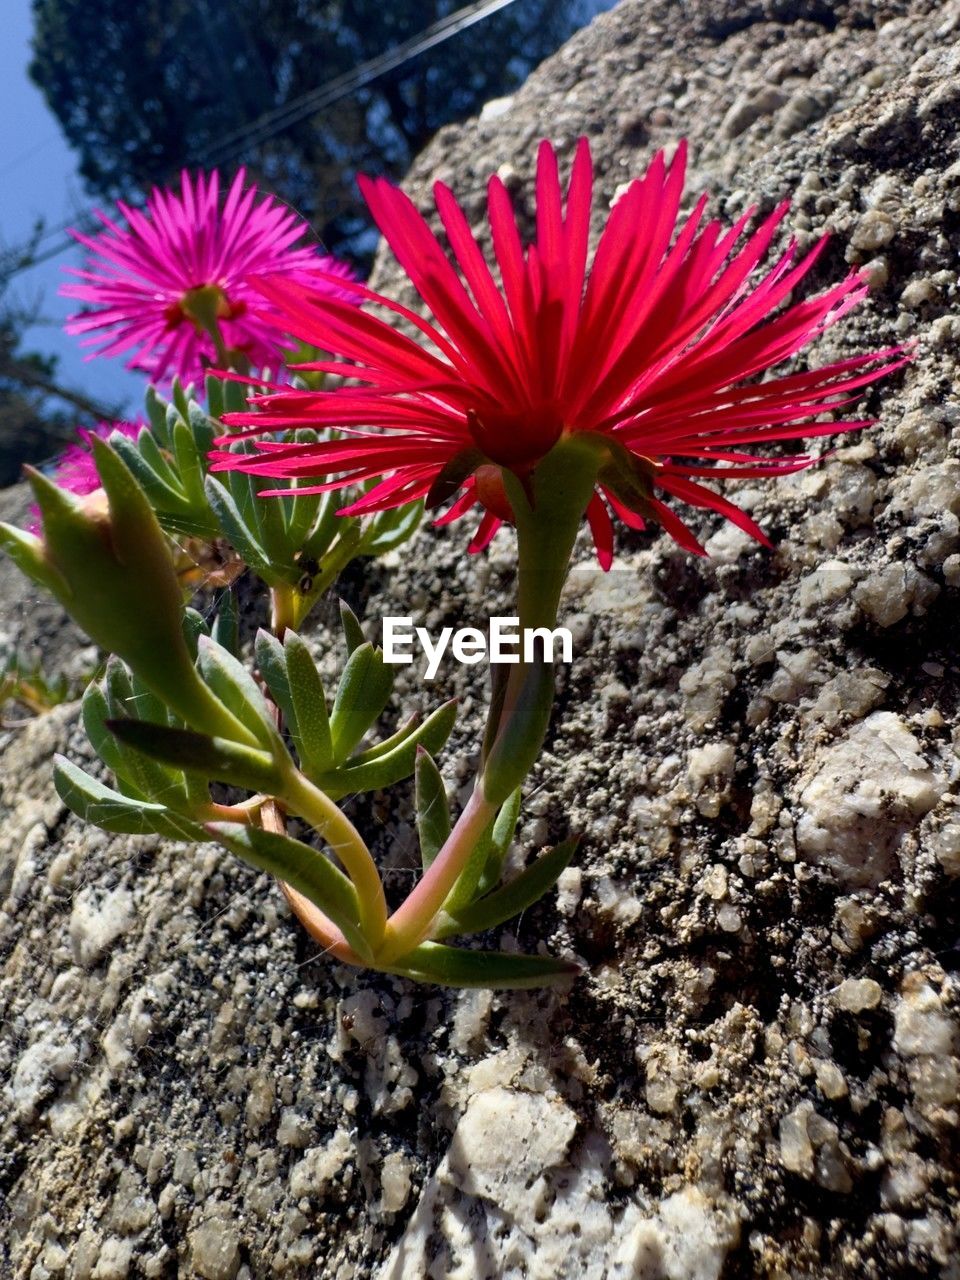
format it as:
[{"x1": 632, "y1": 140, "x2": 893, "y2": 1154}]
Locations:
[
  {"x1": 207, "y1": 821, "x2": 371, "y2": 962},
  {"x1": 384, "y1": 940, "x2": 580, "y2": 989},
  {"x1": 53, "y1": 756, "x2": 207, "y2": 841},
  {"x1": 339, "y1": 600, "x2": 365, "y2": 656},
  {"x1": 437, "y1": 836, "x2": 579, "y2": 939},
  {"x1": 106, "y1": 719, "x2": 283, "y2": 792},
  {"x1": 425, "y1": 449, "x2": 484, "y2": 511},
  {"x1": 283, "y1": 629, "x2": 333, "y2": 775},
  {"x1": 416, "y1": 748, "x2": 450, "y2": 871},
  {"x1": 314, "y1": 700, "x2": 458, "y2": 800},
  {"x1": 0, "y1": 522, "x2": 69, "y2": 597}
]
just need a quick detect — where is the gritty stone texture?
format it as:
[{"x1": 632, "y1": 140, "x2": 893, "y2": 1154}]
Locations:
[{"x1": 2, "y1": 1, "x2": 960, "y2": 1277}]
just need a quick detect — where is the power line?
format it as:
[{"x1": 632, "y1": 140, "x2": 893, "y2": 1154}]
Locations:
[
  {"x1": 195, "y1": 0, "x2": 523, "y2": 167},
  {"x1": 1, "y1": 0, "x2": 522, "y2": 283}
]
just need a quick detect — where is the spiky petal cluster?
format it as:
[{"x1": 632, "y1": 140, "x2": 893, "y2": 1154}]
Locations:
[
  {"x1": 63, "y1": 169, "x2": 358, "y2": 385},
  {"x1": 27, "y1": 422, "x2": 141, "y2": 534},
  {"x1": 210, "y1": 139, "x2": 904, "y2": 564}
]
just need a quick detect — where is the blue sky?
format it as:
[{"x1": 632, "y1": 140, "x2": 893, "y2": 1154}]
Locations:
[
  {"x1": 0, "y1": 0, "x2": 143, "y2": 414},
  {"x1": 1, "y1": 0, "x2": 615, "y2": 425}
]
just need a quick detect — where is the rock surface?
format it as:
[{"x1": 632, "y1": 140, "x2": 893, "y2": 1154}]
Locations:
[{"x1": 2, "y1": 0, "x2": 960, "y2": 1276}]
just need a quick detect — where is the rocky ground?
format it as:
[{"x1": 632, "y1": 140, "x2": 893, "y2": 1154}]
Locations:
[{"x1": 2, "y1": 0, "x2": 960, "y2": 1276}]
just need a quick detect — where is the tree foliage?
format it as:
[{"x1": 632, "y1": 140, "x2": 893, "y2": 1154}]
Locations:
[{"x1": 29, "y1": 0, "x2": 593, "y2": 256}]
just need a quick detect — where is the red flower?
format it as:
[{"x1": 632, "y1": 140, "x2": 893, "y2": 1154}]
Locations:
[{"x1": 210, "y1": 140, "x2": 904, "y2": 566}]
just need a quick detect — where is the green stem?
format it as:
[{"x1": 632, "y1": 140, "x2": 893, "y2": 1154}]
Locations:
[
  {"x1": 376, "y1": 434, "x2": 602, "y2": 963},
  {"x1": 278, "y1": 765, "x2": 388, "y2": 948}
]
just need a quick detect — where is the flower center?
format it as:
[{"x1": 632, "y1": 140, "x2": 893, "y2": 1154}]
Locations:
[{"x1": 178, "y1": 284, "x2": 233, "y2": 335}]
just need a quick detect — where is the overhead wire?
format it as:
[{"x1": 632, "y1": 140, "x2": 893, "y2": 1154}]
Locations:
[{"x1": 0, "y1": 0, "x2": 523, "y2": 282}]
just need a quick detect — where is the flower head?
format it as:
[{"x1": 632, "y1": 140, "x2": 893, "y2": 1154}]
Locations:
[
  {"x1": 63, "y1": 169, "x2": 358, "y2": 385},
  {"x1": 27, "y1": 421, "x2": 142, "y2": 534},
  {"x1": 210, "y1": 140, "x2": 904, "y2": 565}
]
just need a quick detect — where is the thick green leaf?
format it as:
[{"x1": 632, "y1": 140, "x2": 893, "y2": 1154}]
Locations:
[
  {"x1": 208, "y1": 821, "x2": 371, "y2": 961},
  {"x1": 85, "y1": 678, "x2": 185, "y2": 806},
  {"x1": 254, "y1": 629, "x2": 293, "y2": 726},
  {"x1": 144, "y1": 386, "x2": 172, "y2": 447},
  {"x1": 54, "y1": 757, "x2": 207, "y2": 841},
  {"x1": 196, "y1": 635, "x2": 280, "y2": 748},
  {"x1": 205, "y1": 476, "x2": 274, "y2": 580},
  {"x1": 329, "y1": 643, "x2": 393, "y2": 762},
  {"x1": 416, "y1": 749, "x2": 450, "y2": 872},
  {"x1": 205, "y1": 375, "x2": 225, "y2": 422},
  {"x1": 442, "y1": 786, "x2": 521, "y2": 916},
  {"x1": 316, "y1": 701, "x2": 458, "y2": 800},
  {"x1": 477, "y1": 785, "x2": 523, "y2": 898},
  {"x1": 386, "y1": 941, "x2": 580, "y2": 989},
  {"x1": 107, "y1": 719, "x2": 282, "y2": 791},
  {"x1": 0, "y1": 522, "x2": 68, "y2": 596},
  {"x1": 109, "y1": 432, "x2": 186, "y2": 510},
  {"x1": 182, "y1": 608, "x2": 211, "y2": 660},
  {"x1": 170, "y1": 377, "x2": 192, "y2": 422},
  {"x1": 135, "y1": 426, "x2": 182, "y2": 491},
  {"x1": 210, "y1": 589, "x2": 239, "y2": 658},
  {"x1": 438, "y1": 837, "x2": 580, "y2": 939},
  {"x1": 187, "y1": 401, "x2": 216, "y2": 457},
  {"x1": 283, "y1": 629, "x2": 333, "y2": 775},
  {"x1": 300, "y1": 490, "x2": 343, "y2": 559},
  {"x1": 222, "y1": 378, "x2": 249, "y2": 415},
  {"x1": 172, "y1": 417, "x2": 209, "y2": 511},
  {"x1": 339, "y1": 600, "x2": 365, "y2": 656}
]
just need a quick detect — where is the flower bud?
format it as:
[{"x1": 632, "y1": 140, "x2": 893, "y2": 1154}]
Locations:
[{"x1": 0, "y1": 440, "x2": 256, "y2": 745}]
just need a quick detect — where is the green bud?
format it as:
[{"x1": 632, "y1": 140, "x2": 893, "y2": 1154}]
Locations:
[{"x1": 3, "y1": 441, "x2": 256, "y2": 747}]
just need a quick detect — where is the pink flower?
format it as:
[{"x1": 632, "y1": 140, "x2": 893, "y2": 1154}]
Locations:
[
  {"x1": 62, "y1": 169, "x2": 358, "y2": 385},
  {"x1": 27, "y1": 422, "x2": 142, "y2": 534},
  {"x1": 210, "y1": 140, "x2": 905, "y2": 565}
]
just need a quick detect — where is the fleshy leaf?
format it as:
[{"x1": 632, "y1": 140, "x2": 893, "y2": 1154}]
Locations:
[
  {"x1": 385, "y1": 940, "x2": 580, "y2": 989},
  {"x1": 54, "y1": 756, "x2": 207, "y2": 841},
  {"x1": 339, "y1": 600, "x2": 366, "y2": 656},
  {"x1": 437, "y1": 837, "x2": 580, "y2": 939},
  {"x1": 416, "y1": 749, "x2": 450, "y2": 871},
  {"x1": 316, "y1": 700, "x2": 458, "y2": 800},
  {"x1": 329, "y1": 643, "x2": 393, "y2": 762},
  {"x1": 196, "y1": 634, "x2": 279, "y2": 748},
  {"x1": 107, "y1": 719, "x2": 283, "y2": 791},
  {"x1": 204, "y1": 476, "x2": 274, "y2": 581},
  {"x1": 283, "y1": 629, "x2": 333, "y2": 775},
  {"x1": 208, "y1": 821, "x2": 371, "y2": 962}
]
